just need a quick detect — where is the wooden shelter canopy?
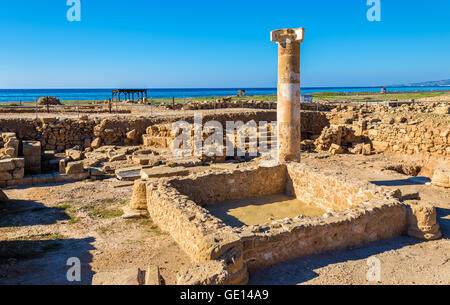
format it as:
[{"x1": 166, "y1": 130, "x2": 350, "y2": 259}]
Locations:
[{"x1": 112, "y1": 89, "x2": 148, "y2": 101}]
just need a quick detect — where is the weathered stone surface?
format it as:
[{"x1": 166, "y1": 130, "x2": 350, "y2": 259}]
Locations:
[
  {"x1": 66, "y1": 149, "x2": 83, "y2": 161},
  {"x1": 129, "y1": 180, "x2": 148, "y2": 211},
  {"x1": 65, "y1": 161, "x2": 84, "y2": 174},
  {"x1": 12, "y1": 168, "x2": 24, "y2": 180},
  {"x1": 406, "y1": 202, "x2": 442, "y2": 240},
  {"x1": 91, "y1": 137, "x2": 102, "y2": 149},
  {"x1": 165, "y1": 157, "x2": 202, "y2": 168},
  {"x1": 59, "y1": 159, "x2": 66, "y2": 173},
  {"x1": 329, "y1": 143, "x2": 344, "y2": 155},
  {"x1": 141, "y1": 166, "x2": 189, "y2": 180},
  {"x1": 147, "y1": 163, "x2": 406, "y2": 278},
  {"x1": 0, "y1": 172, "x2": 12, "y2": 181},
  {"x1": 431, "y1": 163, "x2": 450, "y2": 188},
  {"x1": 0, "y1": 159, "x2": 15, "y2": 171}
]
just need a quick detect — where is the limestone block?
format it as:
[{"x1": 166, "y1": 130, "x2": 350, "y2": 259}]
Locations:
[
  {"x1": 4, "y1": 147, "x2": 15, "y2": 157},
  {"x1": 126, "y1": 129, "x2": 138, "y2": 141},
  {"x1": 32, "y1": 174, "x2": 54, "y2": 185},
  {"x1": 431, "y1": 163, "x2": 450, "y2": 188},
  {"x1": 406, "y1": 202, "x2": 442, "y2": 240},
  {"x1": 12, "y1": 168, "x2": 24, "y2": 180},
  {"x1": 59, "y1": 159, "x2": 66, "y2": 173},
  {"x1": 12, "y1": 158, "x2": 25, "y2": 168},
  {"x1": 141, "y1": 166, "x2": 189, "y2": 180},
  {"x1": 91, "y1": 137, "x2": 102, "y2": 149},
  {"x1": 129, "y1": 180, "x2": 148, "y2": 211},
  {"x1": 65, "y1": 161, "x2": 85, "y2": 174},
  {"x1": 66, "y1": 149, "x2": 83, "y2": 161},
  {"x1": 329, "y1": 143, "x2": 344, "y2": 155},
  {"x1": 0, "y1": 159, "x2": 15, "y2": 171},
  {"x1": 371, "y1": 140, "x2": 389, "y2": 152},
  {"x1": 22, "y1": 141, "x2": 41, "y2": 156}
]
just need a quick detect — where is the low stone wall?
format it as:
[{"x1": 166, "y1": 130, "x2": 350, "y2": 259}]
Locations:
[
  {"x1": 285, "y1": 163, "x2": 376, "y2": 211},
  {"x1": 169, "y1": 165, "x2": 286, "y2": 206},
  {"x1": 0, "y1": 158, "x2": 25, "y2": 185},
  {"x1": 145, "y1": 163, "x2": 407, "y2": 282}
]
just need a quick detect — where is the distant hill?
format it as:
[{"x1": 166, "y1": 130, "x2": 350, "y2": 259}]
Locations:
[{"x1": 396, "y1": 79, "x2": 450, "y2": 87}]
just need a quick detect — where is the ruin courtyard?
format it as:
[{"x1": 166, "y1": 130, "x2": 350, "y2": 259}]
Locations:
[{"x1": 0, "y1": 28, "x2": 449, "y2": 285}]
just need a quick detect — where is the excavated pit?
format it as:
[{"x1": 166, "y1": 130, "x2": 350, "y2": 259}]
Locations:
[
  {"x1": 145, "y1": 162, "x2": 407, "y2": 280},
  {"x1": 207, "y1": 194, "x2": 326, "y2": 227}
]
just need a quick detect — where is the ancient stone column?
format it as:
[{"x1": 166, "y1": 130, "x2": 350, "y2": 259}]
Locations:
[{"x1": 271, "y1": 28, "x2": 305, "y2": 163}]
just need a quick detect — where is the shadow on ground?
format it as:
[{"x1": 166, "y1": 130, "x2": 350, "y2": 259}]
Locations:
[
  {"x1": 0, "y1": 199, "x2": 70, "y2": 227},
  {"x1": 248, "y1": 235, "x2": 424, "y2": 285},
  {"x1": 0, "y1": 237, "x2": 96, "y2": 285},
  {"x1": 370, "y1": 176, "x2": 431, "y2": 187},
  {"x1": 250, "y1": 206, "x2": 450, "y2": 285}
]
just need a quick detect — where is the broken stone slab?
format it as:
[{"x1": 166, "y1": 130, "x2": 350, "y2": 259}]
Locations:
[
  {"x1": 65, "y1": 161, "x2": 85, "y2": 174},
  {"x1": 210, "y1": 163, "x2": 242, "y2": 171},
  {"x1": 116, "y1": 166, "x2": 143, "y2": 181},
  {"x1": 109, "y1": 153, "x2": 127, "y2": 162},
  {"x1": 165, "y1": 157, "x2": 202, "y2": 168},
  {"x1": 66, "y1": 149, "x2": 83, "y2": 161},
  {"x1": 132, "y1": 155, "x2": 161, "y2": 166},
  {"x1": 140, "y1": 166, "x2": 190, "y2": 180}
]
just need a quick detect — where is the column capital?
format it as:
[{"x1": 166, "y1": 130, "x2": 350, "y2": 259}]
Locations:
[{"x1": 270, "y1": 27, "x2": 305, "y2": 43}]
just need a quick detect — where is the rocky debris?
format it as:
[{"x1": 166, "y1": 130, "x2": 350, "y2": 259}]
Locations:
[
  {"x1": 131, "y1": 154, "x2": 161, "y2": 166},
  {"x1": 65, "y1": 148, "x2": 83, "y2": 161},
  {"x1": 91, "y1": 137, "x2": 102, "y2": 149},
  {"x1": 328, "y1": 143, "x2": 345, "y2": 155},
  {"x1": 349, "y1": 143, "x2": 372, "y2": 155},
  {"x1": 37, "y1": 96, "x2": 62, "y2": 105},
  {"x1": 433, "y1": 105, "x2": 449, "y2": 114},
  {"x1": 406, "y1": 202, "x2": 442, "y2": 240},
  {"x1": 0, "y1": 133, "x2": 19, "y2": 158},
  {"x1": 431, "y1": 163, "x2": 449, "y2": 188}
]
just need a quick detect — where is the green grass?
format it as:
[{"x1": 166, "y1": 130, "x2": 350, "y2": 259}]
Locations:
[
  {"x1": 9, "y1": 233, "x2": 67, "y2": 241},
  {"x1": 85, "y1": 203, "x2": 123, "y2": 219},
  {"x1": 53, "y1": 203, "x2": 80, "y2": 224},
  {"x1": 126, "y1": 218, "x2": 164, "y2": 235}
]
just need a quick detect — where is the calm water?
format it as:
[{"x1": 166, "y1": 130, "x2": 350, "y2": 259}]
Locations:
[{"x1": 0, "y1": 86, "x2": 449, "y2": 102}]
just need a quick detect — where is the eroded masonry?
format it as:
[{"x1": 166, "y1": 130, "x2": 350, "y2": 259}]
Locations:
[{"x1": 0, "y1": 28, "x2": 448, "y2": 285}]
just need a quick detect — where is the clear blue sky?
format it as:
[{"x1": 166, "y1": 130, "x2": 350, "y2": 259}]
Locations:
[{"x1": 0, "y1": 0, "x2": 449, "y2": 89}]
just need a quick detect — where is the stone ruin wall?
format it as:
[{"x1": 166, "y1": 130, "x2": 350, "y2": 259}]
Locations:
[
  {"x1": 145, "y1": 164, "x2": 407, "y2": 280},
  {"x1": 318, "y1": 111, "x2": 449, "y2": 158},
  {"x1": 285, "y1": 163, "x2": 376, "y2": 211},
  {"x1": 240, "y1": 163, "x2": 406, "y2": 271}
]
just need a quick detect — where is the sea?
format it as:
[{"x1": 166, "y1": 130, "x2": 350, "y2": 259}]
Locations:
[{"x1": 0, "y1": 86, "x2": 449, "y2": 102}]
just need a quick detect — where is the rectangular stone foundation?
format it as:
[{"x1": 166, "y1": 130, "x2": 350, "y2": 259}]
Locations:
[{"x1": 146, "y1": 163, "x2": 407, "y2": 278}]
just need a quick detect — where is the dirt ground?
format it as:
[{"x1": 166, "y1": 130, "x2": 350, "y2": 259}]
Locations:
[
  {"x1": 0, "y1": 179, "x2": 193, "y2": 285},
  {"x1": 0, "y1": 152, "x2": 449, "y2": 285}
]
